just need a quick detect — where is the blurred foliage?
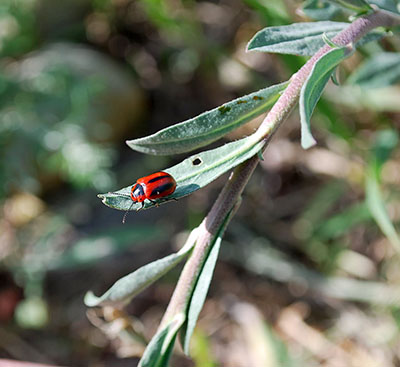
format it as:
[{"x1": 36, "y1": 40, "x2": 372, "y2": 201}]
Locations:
[
  {"x1": 0, "y1": 0, "x2": 38, "y2": 58},
  {"x1": 0, "y1": 0, "x2": 400, "y2": 366}
]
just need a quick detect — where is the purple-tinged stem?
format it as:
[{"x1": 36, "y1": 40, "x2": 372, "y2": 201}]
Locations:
[{"x1": 159, "y1": 8, "x2": 400, "y2": 330}]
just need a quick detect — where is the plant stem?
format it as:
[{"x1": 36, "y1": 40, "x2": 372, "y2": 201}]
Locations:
[{"x1": 159, "y1": 8, "x2": 400, "y2": 330}]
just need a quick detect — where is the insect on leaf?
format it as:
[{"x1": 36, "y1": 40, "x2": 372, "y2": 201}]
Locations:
[{"x1": 99, "y1": 134, "x2": 264, "y2": 211}]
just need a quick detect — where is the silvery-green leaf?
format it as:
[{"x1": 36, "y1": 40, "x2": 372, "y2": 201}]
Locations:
[
  {"x1": 300, "y1": 45, "x2": 354, "y2": 149},
  {"x1": 99, "y1": 135, "x2": 264, "y2": 211},
  {"x1": 138, "y1": 313, "x2": 185, "y2": 367},
  {"x1": 247, "y1": 21, "x2": 348, "y2": 56},
  {"x1": 127, "y1": 82, "x2": 288, "y2": 155},
  {"x1": 303, "y1": 0, "x2": 343, "y2": 20},
  {"x1": 348, "y1": 52, "x2": 400, "y2": 88},
  {"x1": 84, "y1": 229, "x2": 198, "y2": 307},
  {"x1": 247, "y1": 21, "x2": 385, "y2": 56}
]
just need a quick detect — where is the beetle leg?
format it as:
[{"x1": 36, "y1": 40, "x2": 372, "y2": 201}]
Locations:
[{"x1": 136, "y1": 201, "x2": 145, "y2": 211}]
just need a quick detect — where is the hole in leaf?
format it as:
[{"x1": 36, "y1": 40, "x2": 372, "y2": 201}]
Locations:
[{"x1": 192, "y1": 157, "x2": 202, "y2": 166}]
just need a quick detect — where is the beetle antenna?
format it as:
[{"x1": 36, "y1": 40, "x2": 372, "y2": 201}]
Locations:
[{"x1": 122, "y1": 201, "x2": 135, "y2": 224}]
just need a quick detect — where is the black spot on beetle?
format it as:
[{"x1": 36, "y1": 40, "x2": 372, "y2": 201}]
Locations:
[
  {"x1": 150, "y1": 182, "x2": 174, "y2": 197},
  {"x1": 218, "y1": 106, "x2": 231, "y2": 114},
  {"x1": 148, "y1": 174, "x2": 170, "y2": 183}
]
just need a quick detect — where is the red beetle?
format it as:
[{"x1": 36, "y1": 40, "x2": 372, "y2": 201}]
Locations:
[
  {"x1": 131, "y1": 171, "x2": 177, "y2": 207},
  {"x1": 122, "y1": 171, "x2": 177, "y2": 223}
]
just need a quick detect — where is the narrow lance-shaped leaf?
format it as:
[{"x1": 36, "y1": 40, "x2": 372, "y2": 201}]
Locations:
[
  {"x1": 369, "y1": 0, "x2": 400, "y2": 13},
  {"x1": 366, "y1": 171, "x2": 400, "y2": 252},
  {"x1": 181, "y1": 200, "x2": 240, "y2": 354},
  {"x1": 366, "y1": 129, "x2": 400, "y2": 252},
  {"x1": 182, "y1": 235, "x2": 221, "y2": 354},
  {"x1": 127, "y1": 82, "x2": 288, "y2": 155},
  {"x1": 138, "y1": 313, "x2": 185, "y2": 367},
  {"x1": 329, "y1": 0, "x2": 372, "y2": 12},
  {"x1": 99, "y1": 134, "x2": 264, "y2": 211},
  {"x1": 303, "y1": 0, "x2": 398, "y2": 20},
  {"x1": 137, "y1": 203, "x2": 234, "y2": 365},
  {"x1": 247, "y1": 21, "x2": 385, "y2": 56},
  {"x1": 347, "y1": 52, "x2": 400, "y2": 88},
  {"x1": 302, "y1": 0, "x2": 343, "y2": 21},
  {"x1": 299, "y1": 45, "x2": 354, "y2": 149},
  {"x1": 84, "y1": 228, "x2": 199, "y2": 307},
  {"x1": 247, "y1": 21, "x2": 348, "y2": 56}
]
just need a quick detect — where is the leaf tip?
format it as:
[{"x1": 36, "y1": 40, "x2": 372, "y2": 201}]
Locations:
[
  {"x1": 301, "y1": 136, "x2": 317, "y2": 150},
  {"x1": 322, "y1": 32, "x2": 340, "y2": 48},
  {"x1": 84, "y1": 291, "x2": 101, "y2": 307},
  {"x1": 125, "y1": 139, "x2": 136, "y2": 148},
  {"x1": 246, "y1": 35, "x2": 257, "y2": 52}
]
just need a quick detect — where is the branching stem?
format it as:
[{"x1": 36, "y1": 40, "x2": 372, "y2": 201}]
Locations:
[{"x1": 159, "y1": 8, "x2": 400, "y2": 330}]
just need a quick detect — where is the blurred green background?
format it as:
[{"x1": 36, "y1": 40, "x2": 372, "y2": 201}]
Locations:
[{"x1": 1, "y1": 0, "x2": 400, "y2": 366}]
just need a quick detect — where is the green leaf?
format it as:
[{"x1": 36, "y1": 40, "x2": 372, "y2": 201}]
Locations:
[
  {"x1": 247, "y1": 21, "x2": 385, "y2": 56},
  {"x1": 372, "y1": 129, "x2": 399, "y2": 168},
  {"x1": 347, "y1": 52, "x2": 400, "y2": 88},
  {"x1": 138, "y1": 313, "x2": 185, "y2": 367},
  {"x1": 181, "y1": 200, "x2": 239, "y2": 354},
  {"x1": 52, "y1": 226, "x2": 165, "y2": 269},
  {"x1": 247, "y1": 21, "x2": 349, "y2": 56},
  {"x1": 328, "y1": 0, "x2": 372, "y2": 12},
  {"x1": 126, "y1": 82, "x2": 288, "y2": 155},
  {"x1": 366, "y1": 170, "x2": 400, "y2": 252},
  {"x1": 190, "y1": 329, "x2": 217, "y2": 367},
  {"x1": 366, "y1": 129, "x2": 400, "y2": 252},
  {"x1": 244, "y1": 0, "x2": 290, "y2": 25},
  {"x1": 182, "y1": 237, "x2": 221, "y2": 354},
  {"x1": 99, "y1": 135, "x2": 264, "y2": 211},
  {"x1": 302, "y1": 0, "x2": 343, "y2": 21},
  {"x1": 369, "y1": 0, "x2": 400, "y2": 14},
  {"x1": 299, "y1": 45, "x2": 354, "y2": 149},
  {"x1": 322, "y1": 32, "x2": 340, "y2": 48},
  {"x1": 84, "y1": 229, "x2": 198, "y2": 307},
  {"x1": 315, "y1": 202, "x2": 371, "y2": 240},
  {"x1": 324, "y1": 84, "x2": 400, "y2": 112}
]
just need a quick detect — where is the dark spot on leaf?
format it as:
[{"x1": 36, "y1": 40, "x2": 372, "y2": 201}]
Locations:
[
  {"x1": 236, "y1": 100, "x2": 247, "y2": 104},
  {"x1": 252, "y1": 96, "x2": 264, "y2": 101},
  {"x1": 218, "y1": 106, "x2": 231, "y2": 114},
  {"x1": 192, "y1": 157, "x2": 202, "y2": 166}
]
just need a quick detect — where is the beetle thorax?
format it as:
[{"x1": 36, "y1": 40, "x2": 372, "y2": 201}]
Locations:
[{"x1": 131, "y1": 183, "x2": 145, "y2": 202}]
